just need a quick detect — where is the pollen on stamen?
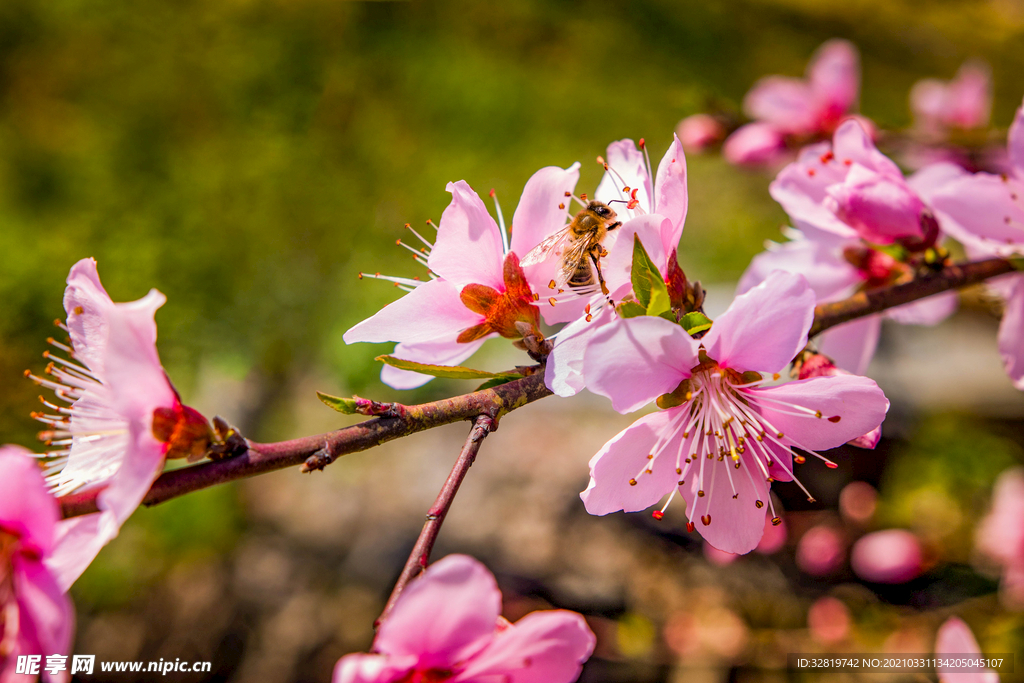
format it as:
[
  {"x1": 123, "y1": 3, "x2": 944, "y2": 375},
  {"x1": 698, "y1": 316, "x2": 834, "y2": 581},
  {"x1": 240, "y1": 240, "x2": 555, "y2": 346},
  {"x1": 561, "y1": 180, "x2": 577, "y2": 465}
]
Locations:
[
  {"x1": 828, "y1": 415, "x2": 841, "y2": 423},
  {"x1": 532, "y1": 293, "x2": 539, "y2": 301},
  {"x1": 651, "y1": 510, "x2": 664, "y2": 520},
  {"x1": 771, "y1": 517, "x2": 783, "y2": 526},
  {"x1": 548, "y1": 297, "x2": 557, "y2": 307},
  {"x1": 697, "y1": 489, "x2": 705, "y2": 497},
  {"x1": 686, "y1": 521, "x2": 695, "y2": 532},
  {"x1": 580, "y1": 193, "x2": 587, "y2": 201},
  {"x1": 558, "y1": 202, "x2": 565, "y2": 210},
  {"x1": 73, "y1": 306, "x2": 84, "y2": 315},
  {"x1": 676, "y1": 467, "x2": 682, "y2": 475},
  {"x1": 548, "y1": 280, "x2": 557, "y2": 290},
  {"x1": 794, "y1": 455, "x2": 806, "y2": 464},
  {"x1": 628, "y1": 478, "x2": 637, "y2": 486},
  {"x1": 701, "y1": 514, "x2": 711, "y2": 526},
  {"x1": 825, "y1": 462, "x2": 839, "y2": 469},
  {"x1": 755, "y1": 500, "x2": 764, "y2": 508}
]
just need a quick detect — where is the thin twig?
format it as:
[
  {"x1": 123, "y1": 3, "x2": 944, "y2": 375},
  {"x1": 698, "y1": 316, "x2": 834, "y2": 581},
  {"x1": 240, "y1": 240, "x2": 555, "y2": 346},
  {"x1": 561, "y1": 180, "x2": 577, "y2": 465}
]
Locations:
[
  {"x1": 59, "y1": 374, "x2": 549, "y2": 519},
  {"x1": 809, "y1": 257, "x2": 1016, "y2": 337},
  {"x1": 374, "y1": 414, "x2": 494, "y2": 628}
]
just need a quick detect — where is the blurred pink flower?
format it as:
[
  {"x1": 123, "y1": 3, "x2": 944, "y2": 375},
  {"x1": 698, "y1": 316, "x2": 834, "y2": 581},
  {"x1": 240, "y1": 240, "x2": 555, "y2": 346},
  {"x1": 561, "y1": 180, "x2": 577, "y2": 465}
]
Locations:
[
  {"x1": 930, "y1": 96, "x2": 1024, "y2": 389},
  {"x1": 935, "y1": 617, "x2": 998, "y2": 683},
  {"x1": 850, "y1": 529, "x2": 923, "y2": 583},
  {"x1": 807, "y1": 596, "x2": 850, "y2": 644},
  {"x1": 28, "y1": 258, "x2": 209, "y2": 590},
  {"x1": 723, "y1": 39, "x2": 860, "y2": 166},
  {"x1": 0, "y1": 446, "x2": 73, "y2": 683},
  {"x1": 579, "y1": 271, "x2": 889, "y2": 554},
  {"x1": 839, "y1": 481, "x2": 878, "y2": 524},
  {"x1": 545, "y1": 136, "x2": 688, "y2": 396},
  {"x1": 755, "y1": 513, "x2": 787, "y2": 554},
  {"x1": 333, "y1": 555, "x2": 595, "y2": 683},
  {"x1": 796, "y1": 525, "x2": 846, "y2": 576},
  {"x1": 676, "y1": 114, "x2": 726, "y2": 153},
  {"x1": 911, "y1": 62, "x2": 991, "y2": 134},
  {"x1": 975, "y1": 467, "x2": 1024, "y2": 609}
]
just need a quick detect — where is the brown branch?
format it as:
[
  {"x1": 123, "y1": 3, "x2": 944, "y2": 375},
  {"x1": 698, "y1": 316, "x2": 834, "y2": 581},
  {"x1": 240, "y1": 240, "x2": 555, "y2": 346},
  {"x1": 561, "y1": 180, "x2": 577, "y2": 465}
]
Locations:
[
  {"x1": 57, "y1": 257, "x2": 1019, "y2": 520},
  {"x1": 809, "y1": 257, "x2": 1016, "y2": 338},
  {"x1": 59, "y1": 373, "x2": 550, "y2": 519},
  {"x1": 374, "y1": 415, "x2": 493, "y2": 629}
]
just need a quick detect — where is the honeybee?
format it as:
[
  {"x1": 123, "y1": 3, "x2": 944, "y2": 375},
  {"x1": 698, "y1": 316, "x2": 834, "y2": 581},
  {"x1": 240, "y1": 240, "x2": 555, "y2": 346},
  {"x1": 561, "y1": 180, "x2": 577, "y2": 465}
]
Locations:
[{"x1": 520, "y1": 200, "x2": 622, "y2": 295}]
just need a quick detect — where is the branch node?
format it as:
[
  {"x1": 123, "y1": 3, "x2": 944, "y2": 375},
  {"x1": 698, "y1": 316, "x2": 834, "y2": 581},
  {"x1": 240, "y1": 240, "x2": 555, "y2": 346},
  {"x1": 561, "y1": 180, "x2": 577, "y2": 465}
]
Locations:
[{"x1": 301, "y1": 441, "x2": 336, "y2": 473}]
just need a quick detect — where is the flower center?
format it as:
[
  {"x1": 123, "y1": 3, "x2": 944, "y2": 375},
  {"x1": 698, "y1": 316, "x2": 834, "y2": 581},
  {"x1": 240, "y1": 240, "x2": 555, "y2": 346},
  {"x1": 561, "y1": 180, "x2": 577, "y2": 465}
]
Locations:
[
  {"x1": 643, "y1": 354, "x2": 841, "y2": 528},
  {"x1": 457, "y1": 253, "x2": 541, "y2": 343},
  {"x1": 395, "y1": 668, "x2": 454, "y2": 683}
]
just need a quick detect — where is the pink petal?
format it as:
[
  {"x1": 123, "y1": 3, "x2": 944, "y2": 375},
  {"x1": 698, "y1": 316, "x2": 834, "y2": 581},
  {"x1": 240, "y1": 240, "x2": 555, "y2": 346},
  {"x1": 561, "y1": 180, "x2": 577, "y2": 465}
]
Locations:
[
  {"x1": 344, "y1": 279, "x2": 485, "y2": 345},
  {"x1": 998, "y1": 275, "x2": 1024, "y2": 389},
  {"x1": 63, "y1": 258, "x2": 115, "y2": 378},
  {"x1": 653, "y1": 135, "x2": 688, "y2": 252},
  {"x1": 816, "y1": 314, "x2": 882, "y2": 375},
  {"x1": 509, "y1": 163, "x2": 580, "y2": 261},
  {"x1": 808, "y1": 39, "x2": 859, "y2": 117},
  {"x1": 374, "y1": 555, "x2": 500, "y2": 669},
  {"x1": 381, "y1": 337, "x2": 490, "y2": 390},
  {"x1": 945, "y1": 63, "x2": 992, "y2": 130},
  {"x1": 831, "y1": 119, "x2": 904, "y2": 179},
  {"x1": 737, "y1": 232, "x2": 860, "y2": 301},
  {"x1": 594, "y1": 139, "x2": 652, "y2": 214},
  {"x1": 769, "y1": 143, "x2": 859, "y2": 238},
  {"x1": 930, "y1": 174, "x2": 1024, "y2": 255},
  {"x1": 795, "y1": 525, "x2": 846, "y2": 576},
  {"x1": 332, "y1": 654, "x2": 412, "y2": 683},
  {"x1": 11, "y1": 557, "x2": 74, "y2": 680},
  {"x1": 46, "y1": 423, "x2": 166, "y2": 591},
  {"x1": 849, "y1": 529, "x2": 922, "y2": 583},
  {"x1": 544, "y1": 305, "x2": 614, "y2": 397},
  {"x1": 1010, "y1": 96, "x2": 1024, "y2": 175},
  {"x1": 0, "y1": 446, "x2": 59, "y2": 556},
  {"x1": 428, "y1": 181, "x2": 505, "y2": 289},
  {"x1": 703, "y1": 270, "x2": 815, "y2": 374},
  {"x1": 935, "y1": 617, "x2": 999, "y2": 683},
  {"x1": 722, "y1": 123, "x2": 788, "y2": 166},
  {"x1": 456, "y1": 610, "x2": 595, "y2": 683},
  {"x1": 679, "y1": 454, "x2": 770, "y2": 554},
  {"x1": 581, "y1": 409, "x2": 689, "y2": 516},
  {"x1": 748, "y1": 374, "x2": 888, "y2": 451},
  {"x1": 825, "y1": 168, "x2": 925, "y2": 243},
  {"x1": 743, "y1": 77, "x2": 818, "y2": 133},
  {"x1": 599, "y1": 214, "x2": 672, "y2": 300},
  {"x1": 885, "y1": 290, "x2": 958, "y2": 325},
  {"x1": 906, "y1": 162, "x2": 969, "y2": 203},
  {"x1": 583, "y1": 316, "x2": 698, "y2": 414},
  {"x1": 975, "y1": 467, "x2": 1024, "y2": 568}
]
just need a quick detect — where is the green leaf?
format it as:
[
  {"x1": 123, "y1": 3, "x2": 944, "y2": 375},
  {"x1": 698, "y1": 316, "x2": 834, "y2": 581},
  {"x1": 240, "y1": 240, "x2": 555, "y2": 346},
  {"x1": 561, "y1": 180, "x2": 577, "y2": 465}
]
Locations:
[
  {"x1": 631, "y1": 235, "x2": 666, "y2": 309},
  {"x1": 617, "y1": 300, "x2": 647, "y2": 318},
  {"x1": 376, "y1": 355, "x2": 521, "y2": 381},
  {"x1": 476, "y1": 375, "x2": 521, "y2": 390},
  {"x1": 1010, "y1": 256, "x2": 1024, "y2": 272},
  {"x1": 646, "y1": 280, "x2": 672, "y2": 318},
  {"x1": 316, "y1": 391, "x2": 359, "y2": 414},
  {"x1": 679, "y1": 311, "x2": 712, "y2": 336}
]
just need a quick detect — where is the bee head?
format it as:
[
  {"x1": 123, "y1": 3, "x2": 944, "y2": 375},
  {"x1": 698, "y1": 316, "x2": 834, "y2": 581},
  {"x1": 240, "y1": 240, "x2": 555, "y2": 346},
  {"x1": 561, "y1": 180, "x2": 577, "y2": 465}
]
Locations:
[{"x1": 587, "y1": 201, "x2": 616, "y2": 220}]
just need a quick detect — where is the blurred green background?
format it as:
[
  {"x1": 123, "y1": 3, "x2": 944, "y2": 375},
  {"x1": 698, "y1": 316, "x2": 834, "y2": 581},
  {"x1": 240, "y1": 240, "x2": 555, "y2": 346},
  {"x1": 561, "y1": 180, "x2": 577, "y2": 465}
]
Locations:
[{"x1": 2, "y1": 0, "x2": 1024, "y2": 681}]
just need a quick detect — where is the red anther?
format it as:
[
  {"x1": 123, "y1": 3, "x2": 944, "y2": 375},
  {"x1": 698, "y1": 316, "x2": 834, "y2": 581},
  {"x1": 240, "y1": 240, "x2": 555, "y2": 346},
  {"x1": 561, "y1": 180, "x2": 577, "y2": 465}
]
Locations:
[
  {"x1": 357, "y1": 273, "x2": 363, "y2": 279},
  {"x1": 622, "y1": 186, "x2": 630, "y2": 193},
  {"x1": 794, "y1": 455, "x2": 806, "y2": 464},
  {"x1": 755, "y1": 500, "x2": 764, "y2": 509},
  {"x1": 42, "y1": 350, "x2": 51, "y2": 359},
  {"x1": 548, "y1": 279, "x2": 557, "y2": 290},
  {"x1": 23, "y1": 369, "x2": 31, "y2": 378},
  {"x1": 489, "y1": 188, "x2": 496, "y2": 197},
  {"x1": 564, "y1": 191, "x2": 572, "y2": 197},
  {"x1": 630, "y1": 188, "x2": 639, "y2": 200},
  {"x1": 771, "y1": 517, "x2": 783, "y2": 526},
  {"x1": 596, "y1": 155, "x2": 605, "y2": 165},
  {"x1": 585, "y1": 314, "x2": 593, "y2": 322},
  {"x1": 558, "y1": 203, "x2": 565, "y2": 210},
  {"x1": 548, "y1": 297, "x2": 557, "y2": 307},
  {"x1": 700, "y1": 514, "x2": 711, "y2": 526},
  {"x1": 807, "y1": 169, "x2": 816, "y2": 177},
  {"x1": 396, "y1": 239, "x2": 401, "y2": 245},
  {"x1": 843, "y1": 158, "x2": 852, "y2": 165},
  {"x1": 828, "y1": 415, "x2": 841, "y2": 423},
  {"x1": 639, "y1": 138, "x2": 646, "y2": 149},
  {"x1": 652, "y1": 510, "x2": 664, "y2": 521},
  {"x1": 686, "y1": 521, "x2": 695, "y2": 533},
  {"x1": 820, "y1": 151, "x2": 834, "y2": 163},
  {"x1": 532, "y1": 293, "x2": 539, "y2": 301},
  {"x1": 404, "y1": 223, "x2": 411, "y2": 228},
  {"x1": 825, "y1": 462, "x2": 839, "y2": 469},
  {"x1": 53, "y1": 319, "x2": 62, "y2": 327},
  {"x1": 580, "y1": 193, "x2": 587, "y2": 201},
  {"x1": 413, "y1": 276, "x2": 420, "y2": 281}
]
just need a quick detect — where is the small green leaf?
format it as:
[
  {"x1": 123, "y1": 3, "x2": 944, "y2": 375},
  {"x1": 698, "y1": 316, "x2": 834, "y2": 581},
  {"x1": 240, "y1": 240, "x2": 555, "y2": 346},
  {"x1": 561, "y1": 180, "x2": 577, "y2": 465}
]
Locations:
[
  {"x1": 617, "y1": 300, "x2": 647, "y2": 318},
  {"x1": 679, "y1": 311, "x2": 712, "y2": 336},
  {"x1": 631, "y1": 235, "x2": 666, "y2": 308},
  {"x1": 376, "y1": 355, "x2": 520, "y2": 381},
  {"x1": 476, "y1": 375, "x2": 522, "y2": 390},
  {"x1": 316, "y1": 391, "x2": 358, "y2": 414},
  {"x1": 646, "y1": 280, "x2": 672, "y2": 318},
  {"x1": 1010, "y1": 256, "x2": 1024, "y2": 271}
]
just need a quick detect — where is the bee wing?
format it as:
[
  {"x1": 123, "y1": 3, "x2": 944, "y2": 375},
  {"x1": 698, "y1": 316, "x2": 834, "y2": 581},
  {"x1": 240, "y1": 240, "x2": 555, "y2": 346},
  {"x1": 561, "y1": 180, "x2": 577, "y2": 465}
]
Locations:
[
  {"x1": 519, "y1": 226, "x2": 575, "y2": 267},
  {"x1": 554, "y1": 235, "x2": 595, "y2": 288}
]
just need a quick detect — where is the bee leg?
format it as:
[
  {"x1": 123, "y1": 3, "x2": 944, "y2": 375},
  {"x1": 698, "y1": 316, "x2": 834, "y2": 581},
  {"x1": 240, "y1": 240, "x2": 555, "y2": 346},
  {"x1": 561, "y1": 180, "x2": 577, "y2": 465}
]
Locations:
[
  {"x1": 589, "y1": 248, "x2": 614, "y2": 302},
  {"x1": 606, "y1": 221, "x2": 622, "y2": 231}
]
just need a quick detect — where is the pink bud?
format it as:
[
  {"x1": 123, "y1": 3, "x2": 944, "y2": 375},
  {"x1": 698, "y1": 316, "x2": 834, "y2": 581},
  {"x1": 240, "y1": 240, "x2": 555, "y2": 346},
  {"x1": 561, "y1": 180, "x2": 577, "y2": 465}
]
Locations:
[
  {"x1": 676, "y1": 114, "x2": 726, "y2": 152},
  {"x1": 796, "y1": 525, "x2": 846, "y2": 576},
  {"x1": 722, "y1": 123, "x2": 788, "y2": 166},
  {"x1": 850, "y1": 529, "x2": 923, "y2": 583},
  {"x1": 827, "y1": 172, "x2": 926, "y2": 244}
]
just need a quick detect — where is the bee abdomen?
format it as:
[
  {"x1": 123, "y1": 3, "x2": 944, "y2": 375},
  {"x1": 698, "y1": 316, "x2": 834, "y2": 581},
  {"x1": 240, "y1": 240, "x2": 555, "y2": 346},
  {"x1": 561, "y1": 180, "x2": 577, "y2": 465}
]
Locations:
[{"x1": 568, "y1": 262, "x2": 595, "y2": 289}]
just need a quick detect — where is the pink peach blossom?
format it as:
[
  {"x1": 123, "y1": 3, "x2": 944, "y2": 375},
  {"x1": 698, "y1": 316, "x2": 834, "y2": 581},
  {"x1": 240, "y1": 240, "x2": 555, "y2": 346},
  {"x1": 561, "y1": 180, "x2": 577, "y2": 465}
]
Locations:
[
  {"x1": 29, "y1": 259, "x2": 206, "y2": 591},
  {"x1": 796, "y1": 525, "x2": 846, "y2": 576},
  {"x1": 579, "y1": 271, "x2": 889, "y2": 554},
  {"x1": 676, "y1": 114, "x2": 726, "y2": 153},
  {"x1": 545, "y1": 136, "x2": 688, "y2": 396},
  {"x1": 807, "y1": 597, "x2": 850, "y2": 645},
  {"x1": 930, "y1": 96, "x2": 1024, "y2": 389},
  {"x1": 850, "y1": 529, "x2": 923, "y2": 584},
  {"x1": 0, "y1": 446, "x2": 73, "y2": 683},
  {"x1": 722, "y1": 39, "x2": 860, "y2": 166},
  {"x1": 333, "y1": 555, "x2": 595, "y2": 683},
  {"x1": 935, "y1": 617, "x2": 998, "y2": 683},
  {"x1": 975, "y1": 467, "x2": 1024, "y2": 609},
  {"x1": 912, "y1": 62, "x2": 991, "y2": 133}
]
